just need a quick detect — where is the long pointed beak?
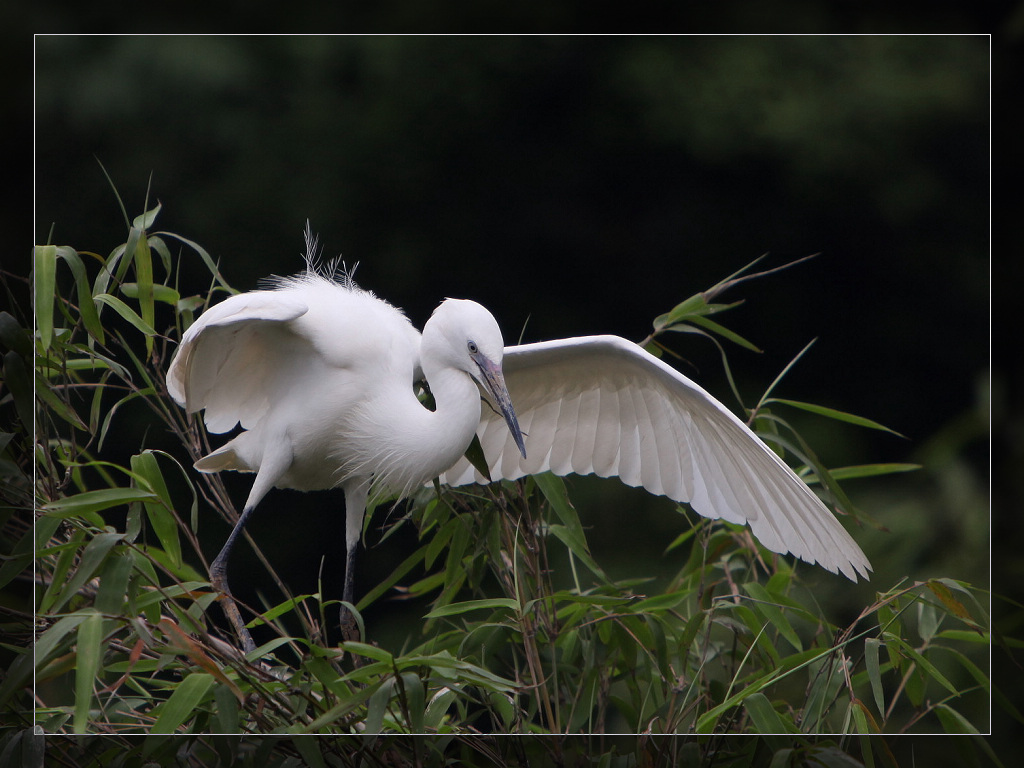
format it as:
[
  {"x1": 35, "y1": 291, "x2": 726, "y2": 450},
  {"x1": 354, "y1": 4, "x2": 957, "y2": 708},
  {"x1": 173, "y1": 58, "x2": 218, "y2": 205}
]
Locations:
[{"x1": 471, "y1": 352, "x2": 527, "y2": 459}]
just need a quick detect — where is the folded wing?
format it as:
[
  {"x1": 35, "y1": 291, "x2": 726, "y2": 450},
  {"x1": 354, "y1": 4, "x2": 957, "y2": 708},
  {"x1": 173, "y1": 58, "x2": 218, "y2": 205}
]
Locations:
[{"x1": 440, "y1": 335, "x2": 870, "y2": 581}]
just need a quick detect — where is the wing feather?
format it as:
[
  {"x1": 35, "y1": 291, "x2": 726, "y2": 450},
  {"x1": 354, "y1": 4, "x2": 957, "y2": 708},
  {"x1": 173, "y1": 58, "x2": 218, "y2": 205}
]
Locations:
[
  {"x1": 439, "y1": 335, "x2": 870, "y2": 580},
  {"x1": 166, "y1": 291, "x2": 310, "y2": 433}
]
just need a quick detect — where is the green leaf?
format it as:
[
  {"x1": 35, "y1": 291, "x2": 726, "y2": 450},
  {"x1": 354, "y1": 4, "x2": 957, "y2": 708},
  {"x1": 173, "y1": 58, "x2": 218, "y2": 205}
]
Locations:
[
  {"x1": 632, "y1": 591, "x2": 689, "y2": 613},
  {"x1": 865, "y1": 638, "x2": 885, "y2": 717},
  {"x1": 425, "y1": 598, "x2": 519, "y2": 619},
  {"x1": 94, "y1": 552, "x2": 134, "y2": 615},
  {"x1": 0, "y1": 311, "x2": 32, "y2": 357},
  {"x1": 302, "y1": 680, "x2": 384, "y2": 733},
  {"x1": 365, "y1": 676, "x2": 394, "y2": 733},
  {"x1": 927, "y1": 578, "x2": 978, "y2": 626},
  {"x1": 425, "y1": 517, "x2": 458, "y2": 570},
  {"x1": 742, "y1": 692, "x2": 794, "y2": 735},
  {"x1": 754, "y1": 340, "x2": 817, "y2": 413},
  {"x1": 400, "y1": 670, "x2": 425, "y2": 732},
  {"x1": 653, "y1": 292, "x2": 707, "y2": 330},
  {"x1": 882, "y1": 632, "x2": 959, "y2": 697},
  {"x1": 0, "y1": 517, "x2": 60, "y2": 591},
  {"x1": 0, "y1": 613, "x2": 83, "y2": 709},
  {"x1": 357, "y1": 542, "x2": 429, "y2": 611},
  {"x1": 120, "y1": 282, "x2": 181, "y2": 305},
  {"x1": 3, "y1": 352, "x2": 34, "y2": 433},
  {"x1": 43, "y1": 487, "x2": 160, "y2": 518},
  {"x1": 342, "y1": 642, "x2": 395, "y2": 664},
  {"x1": 688, "y1": 314, "x2": 762, "y2": 352},
  {"x1": 743, "y1": 582, "x2": 802, "y2": 651},
  {"x1": 73, "y1": 610, "x2": 104, "y2": 734},
  {"x1": 34, "y1": 370, "x2": 90, "y2": 431},
  {"x1": 55, "y1": 245, "x2": 105, "y2": 344},
  {"x1": 49, "y1": 532, "x2": 125, "y2": 614},
  {"x1": 213, "y1": 711, "x2": 241, "y2": 752},
  {"x1": 935, "y1": 708, "x2": 1006, "y2": 766},
  {"x1": 535, "y1": 473, "x2": 607, "y2": 580},
  {"x1": 150, "y1": 672, "x2": 216, "y2": 734},
  {"x1": 153, "y1": 230, "x2": 234, "y2": 292},
  {"x1": 463, "y1": 433, "x2": 492, "y2": 481},
  {"x1": 696, "y1": 646, "x2": 834, "y2": 733},
  {"x1": 131, "y1": 451, "x2": 182, "y2": 569},
  {"x1": 291, "y1": 736, "x2": 328, "y2": 768},
  {"x1": 824, "y1": 463, "x2": 921, "y2": 481},
  {"x1": 767, "y1": 398, "x2": 906, "y2": 437},
  {"x1": 245, "y1": 594, "x2": 317, "y2": 628},
  {"x1": 93, "y1": 293, "x2": 159, "y2": 336},
  {"x1": 549, "y1": 524, "x2": 607, "y2": 581},
  {"x1": 129, "y1": 229, "x2": 156, "y2": 354},
  {"x1": 132, "y1": 202, "x2": 162, "y2": 229},
  {"x1": 33, "y1": 245, "x2": 57, "y2": 351}
]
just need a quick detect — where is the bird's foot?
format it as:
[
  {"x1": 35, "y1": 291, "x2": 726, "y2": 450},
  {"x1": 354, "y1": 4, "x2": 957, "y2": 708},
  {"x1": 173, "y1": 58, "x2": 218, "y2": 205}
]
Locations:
[{"x1": 339, "y1": 605, "x2": 361, "y2": 643}]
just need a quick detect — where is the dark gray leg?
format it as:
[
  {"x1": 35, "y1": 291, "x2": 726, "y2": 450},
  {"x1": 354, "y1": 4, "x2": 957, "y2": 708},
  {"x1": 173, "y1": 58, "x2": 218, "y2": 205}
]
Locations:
[
  {"x1": 339, "y1": 539, "x2": 360, "y2": 642},
  {"x1": 339, "y1": 482, "x2": 368, "y2": 643},
  {"x1": 211, "y1": 504, "x2": 259, "y2": 654}
]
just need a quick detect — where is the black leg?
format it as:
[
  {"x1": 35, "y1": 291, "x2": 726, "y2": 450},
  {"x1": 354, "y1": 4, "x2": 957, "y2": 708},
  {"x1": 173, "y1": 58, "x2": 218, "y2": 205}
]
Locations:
[
  {"x1": 211, "y1": 504, "x2": 259, "y2": 654},
  {"x1": 339, "y1": 540, "x2": 360, "y2": 642}
]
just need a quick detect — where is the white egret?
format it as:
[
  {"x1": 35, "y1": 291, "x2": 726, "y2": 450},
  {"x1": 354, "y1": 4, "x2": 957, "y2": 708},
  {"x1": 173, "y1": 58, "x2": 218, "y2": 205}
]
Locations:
[{"x1": 167, "y1": 231, "x2": 870, "y2": 651}]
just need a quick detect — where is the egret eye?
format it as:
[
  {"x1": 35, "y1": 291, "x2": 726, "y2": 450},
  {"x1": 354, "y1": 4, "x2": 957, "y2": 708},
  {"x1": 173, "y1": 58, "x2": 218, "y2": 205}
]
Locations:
[{"x1": 467, "y1": 341, "x2": 479, "y2": 354}]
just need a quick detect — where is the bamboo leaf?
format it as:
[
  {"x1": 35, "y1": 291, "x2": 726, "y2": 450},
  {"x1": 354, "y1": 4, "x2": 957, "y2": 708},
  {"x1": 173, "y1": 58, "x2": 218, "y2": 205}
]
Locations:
[
  {"x1": 120, "y1": 282, "x2": 181, "y2": 305},
  {"x1": 767, "y1": 398, "x2": 906, "y2": 437},
  {"x1": 927, "y1": 578, "x2": 977, "y2": 626},
  {"x1": 291, "y1": 736, "x2": 328, "y2": 768},
  {"x1": 153, "y1": 230, "x2": 234, "y2": 292},
  {"x1": 0, "y1": 311, "x2": 32, "y2": 357},
  {"x1": 549, "y1": 524, "x2": 607, "y2": 581},
  {"x1": 73, "y1": 610, "x2": 104, "y2": 734},
  {"x1": 688, "y1": 314, "x2": 762, "y2": 352},
  {"x1": 43, "y1": 487, "x2": 160, "y2": 518},
  {"x1": 743, "y1": 582, "x2": 802, "y2": 651},
  {"x1": 131, "y1": 451, "x2": 182, "y2": 569},
  {"x1": 824, "y1": 463, "x2": 921, "y2": 481},
  {"x1": 882, "y1": 632, "x2": 959, "y2": 697},
  {"x1": 425, "y1": 598, "x2": 519, "y2": 619},
  {"x1": 742, "y1": 691, "x2": 794, "y2": 735},
  {"x1": 754, "y1": 339, "x2": 817, "y2": 413},
  {"x1": 150, "y1": 672, "x2": 216, "y2": 734},
  {"x1": 55, "y1": 246, "x2": 105, "y2": 344},
  {"x1": 3, "y1": 352, "x2": 34, "y2": 433},
  {"x1": 463, "y1": 433, "x2": 492, "y2": 481},
  {"x1": 535, "y1": 473, "x2": 607, "y2": 579},
  {"x1": 365, "y1": 677, "x2": 394, "y2": 733},
  {"x1": 34, "y1": 370, "x2": 90, "y2": 431},
  {"x1": 214, "y1": 683, "x2": 241, "y2": 733},
  {"x1": 245, "y1": 594, "x2": 318, "y2": 627},
  {"x1": 132, "y1": 202, "x2": 162, "y2": 230},
  {"x1": 653, "y1": 292, "x2": 707, "y2": 330},
  {"x1": 93, "y1": 293, "x2": 158, "y2": 336},
  {"x1": 342, "y1": 642, "x2": 395, "y2": 664},
  {"x1": 33, "y1": 245, "x2": 58, "y2": 351},
  {"x1": 864, "y1": 637, "x2": 885, "y2": 717},
  {"x1": 129, "y1": 228, "x2": 156, "y2": 355},
  {"x1": 49, "y1": 532, "x2": 124, "y2": 614},
  {"x1": 94, "y1": 552, "x2": 134, "y2": 616}
]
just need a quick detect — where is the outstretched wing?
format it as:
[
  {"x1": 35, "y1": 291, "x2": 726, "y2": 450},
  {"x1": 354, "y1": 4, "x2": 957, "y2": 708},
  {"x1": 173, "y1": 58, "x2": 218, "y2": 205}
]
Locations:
[
  {"x1": 440, "y1": 335, "x2": 870, "y2": 581},
  {"x1": 166, "y1": 291, "x2": 310, "y2": 433}
]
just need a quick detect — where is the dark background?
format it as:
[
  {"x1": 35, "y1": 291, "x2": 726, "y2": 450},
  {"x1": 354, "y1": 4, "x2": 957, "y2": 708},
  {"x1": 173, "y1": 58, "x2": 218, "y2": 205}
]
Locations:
[{"x1": 28, "y1": 28, "x2": 1015, "y2": 747}]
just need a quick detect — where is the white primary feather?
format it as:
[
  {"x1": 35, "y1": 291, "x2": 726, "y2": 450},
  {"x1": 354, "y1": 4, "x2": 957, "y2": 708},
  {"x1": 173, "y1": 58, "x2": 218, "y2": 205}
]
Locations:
[{"x1": 440, "y1": 335, "x2": 871, "y2": 581}]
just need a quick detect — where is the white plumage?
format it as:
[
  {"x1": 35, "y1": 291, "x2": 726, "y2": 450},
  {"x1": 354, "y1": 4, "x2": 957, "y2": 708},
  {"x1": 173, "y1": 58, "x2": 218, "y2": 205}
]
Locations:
[
  {"x1": 167, "y1": 243, "x2": 869, "y2": 649},
  {"x1": 442, "y1": 336, "x2": 870, "y2": 581}
]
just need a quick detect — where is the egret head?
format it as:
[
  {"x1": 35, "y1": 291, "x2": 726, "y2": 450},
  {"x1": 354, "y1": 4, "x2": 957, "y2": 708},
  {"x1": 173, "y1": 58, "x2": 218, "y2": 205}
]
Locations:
[{"x1": 425, "y1": 299, "x2": 527, "y2": 458}]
